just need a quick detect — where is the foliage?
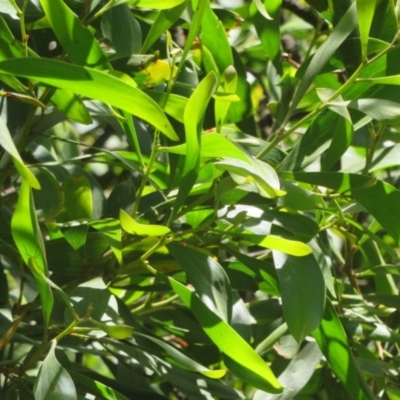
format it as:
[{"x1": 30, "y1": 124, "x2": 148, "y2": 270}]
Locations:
[{"x1": 1, "y1": 0, "x2": 400, "y2": 398}]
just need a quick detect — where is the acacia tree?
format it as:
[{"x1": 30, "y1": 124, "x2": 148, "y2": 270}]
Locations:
[{"x1": 1, "y1": 0, "x2": 400, "y2": 398}]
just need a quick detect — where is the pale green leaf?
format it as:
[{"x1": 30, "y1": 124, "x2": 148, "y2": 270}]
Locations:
[{"x1": 120, "y1": 209, "x2": 170, "y2": 236}]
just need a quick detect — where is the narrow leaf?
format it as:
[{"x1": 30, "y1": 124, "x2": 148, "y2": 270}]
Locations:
[
  {"x1": 273, "y1": 252, "x2": 325, "y2": 343},
  {"x1": 169, "y1": 277, "x2": 283, "y2": 394},
  {"x1": 0, "y1": 58, "x2": 178, "y2": 140},
  {"x1": 313, "y1": 300, "x2": 376, "y2": 400},
  {"x1": 40, "y1": 0, "x2": 109, "y2": 69},
  {"x1": 168, "y1": 242, "x2": 232, "y2": 322},
  {"x1": 173, "y1": 72, "x2": 217, "y2": 214},
  {"x1": 11, "y1": 182, "x2": 53, "y2": 325},
  {"x1": 356, "y1": 0, "x2": 377, "y2": 60},
  {"x1": 258, "y1": 236, "x2": 312, "y2": 257},
  {"x1": 286, "y1": 3, "x2": 357, "y2": 121},
  {"x1": 34, "y1": 340, "x2": 77, "y2": 400},
  {"x1": 0, "y1": 116, "x2": 40, "y2": 189},
  {"x1": 120, "y1": 209, "x2": 170, "y2": 236},
  {"x1": 253, "y1": 0, "x2": 273, "y2": 19}
]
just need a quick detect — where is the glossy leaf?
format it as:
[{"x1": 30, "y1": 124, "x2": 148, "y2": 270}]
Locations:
[
  {"x1": 40, "y1": 0, "x2": 109, "y2": 69},
  {"x1": 34, "y1": 340, "x2": 77, "y2": 400},
  {"x1": 313, "y1": 300, "x2": 376, "y2": 400},
  {"x1": 215, "y1": 158, "x2": 286, "y2": 198},
  {"x1": 0, "y1": 116, "x2": 40, "y2": 189},
  {"x1": 173, "y1": 72, "x2": 217, "y2": 215},
  {"x1": 120, "y1": 209, "x2": 170, "y2": 236},
  {"x1": 168, "y1": 242, "x2": 232, "y2": 322},
  {"x1": 134, "y1": 331, "x2": 226, "y2": 378},
  {"x1": 101, "y1": 4, "x2": 142, "y2": 58},
  {"x1": 133, "y1": 0, "x2": 186, "y2": 9},
  {"x1": 286, "y1": 3, "x2": 357, "y2": 120},
  {"x1": 0, "y1": 58, "x2": 178, "y2": 140},
  {"x1": 356, "y1": 0, "x2": 377, "y2": 60},
  {"x1": 61, "y1": 175, "x2": 92, "y2": 221},
  {"x1": 168, "y1": 277, "x2": 283, "y2": 394},
  {"x1": 141, "y1": 1, "x2": 187, "y2": 54},
  {"x1": 258, "y1": 236, "x2": 312, "y2": 257},
  {"x1": 11, "y1": 182, "x2": 53, "y2": 325},
  {"x1": 273, "y1": 252, "x2": 325, "y2": 343}
]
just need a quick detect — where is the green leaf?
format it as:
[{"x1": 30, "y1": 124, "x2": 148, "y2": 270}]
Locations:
[
  {"x1": 134, "y1": 332, "x2": 226, "y2": 378},
  {"x1": 90, "y1": 218, "x2": 122, "y2": 264},
  {"x1": 280, "y1": 171, "x2": 400, "y2": 245},
  {"x1": 90, "y1": 319, "x2": 134, "y2": 339},
  {"x1": 141, "y1": 1, "x2": 188, "y2": 54},
  {"x1": 120, "y1": 209, "x2": 170, "y2": 236},
  {"x1": 101, "y1": 4, "x2": 142, "y2": 58},
  {"x1": 168, "y1": 242, "x2": 232, "y2": 323},
  {"x1": 312, "y1": 300, "x2": 376, "y2": 400},
  {"x1": 61, "y1": 175, "x2": 93, "y2": 221},
  {"x1": 258, "y1": 236, "x2": 312, "y2": 257},
  {"x1": 273, "y1": 252, "x2": 325, "y2": 343},
  {"x1": 168, "y1": 277, "x2": 283, "y2": 394},
  {"x1": 0, "y1": 116, "x2": 40, "y2": 189},
  {"x1": 40, "y1": 0, "x2": 109, "y2": 69},
  {"x1": 0, "y1": 58, "x2": 178, "y2": 141},
  {"x1": 215, "y1": 66, "x2": 238, "y2": 131},
  {"x1": 215, "y1": 158, "x2": 286, "y2": 198},
  {"x1": 286, "y1": 3, "x2": 357, "y2": 121},
  {"x1": 253, "y1": 0, "x2": 282, "y2": 62},
  {"x1": 198, "y1": 2, "x2": 233, "y2": 75},
  {"x1": 356, "y1": 0, "x2": 377, "y2": 60},
  {"x1": 173, "y1": 72, "x2": 217, "y2": 215},
  {"x1": 340, "y1": 98, "x2": 400, "y2": 125},
  {"x1": 160, "y1": 133, "x2": 249, "y2": 161},
  {"x1": 253, "y1": 0, "x2": 272, "y2": 20},
  {"x1": 133, "y1": 0, "x2": 186, "y2": 9},
  {"x1": 253, "y1": 342, "x2": 322, "y2": 399},
  {"x1": 69, "y1": 371, "x2": 129, "y2": 400},
  {"x1": 51, "y1": 89, "x2": 92, "y2": 125},
  {"x1": 34, "y1": 340, "x2": 77, "y2": 400},
  {"x1": 11, "y1": 182, "x2": 53, "y2": 325}
]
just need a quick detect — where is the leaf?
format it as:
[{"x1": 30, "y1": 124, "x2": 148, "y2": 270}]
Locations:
[
  {"x1": 215, "y1": 158, "x2": 285, "y2": 198},
  {"x1": 253, "y1": 342, "x2": 322, "y2": 399},
  {"x1": 173, "y1": 72, "x2": 217, "y2": 215},
  {"x1": 280, "y1": 171, "x2": 400, "y2": 245},
  {"x1": 120, "y1": 209, "x2": 170, "y2": 236},
  {"x1": 168, "y1": 242, "x2": 232, "y2": 323},
  {"x1": 0, "y1": 58, "x2": 178, "y2": 141},
  {"x1": 341, "y1": 98, "x2": 400, "y2": 125},
  {"x1": 253, "y1": 0, "x2": 282, "y2": 61},
  {"x1": 312, "y1": 300, "x2": 376, "y2": 400},
  {"x1": 356, "y1": 0, "x2": 377, "y2": 60},
  {"x1": 160, "y1": 133, "x2": 249, "y2": 162},
  {"x1": 198, "y1": 1, "x2": 233, "y2": 74},
  {"x1": 101, "y1": 4, "x2": 142, "y2": 58},
  {"x1": 34, "y1": 340, "x2": 77, "y2": 400},
  {"x1": 132, "y1": 0, "x2": 186, "y2": 9},
  {"x1": 90, "y1": 218, "x2": 122, "y2": 264},
  {"x1": 51, "y1": 89, "x2": 92, "y2": 125},
  {"x1": 39, "y1": 0, "x2": 109, "y2": 70},
  {"x1": 285, "y1": 3, "x2": 357, "y2": 121},
  {"x1": 258, "y1": 236, "x2": 312, "y2": 257},
  {"x1": 61, "y1": 175, "x2": 93, "y2": 221},
  {"x1": 273, "y1": 252, "x2": 325, "y2": 343},
  {"x1": 141, "y1": 1, "x2": 188, "y2": 54},
  {"x1": 215, "y1": 66, "x2": 238, "y2": 131},
  {"x1": 90, "y1": 319, "x2": 134, "y2": 339},
  {"x1": 253, "y1": 0, "x2": 272, "y2": 20},
  {"x1": 69, "y1": 371, "x2": 129, "y2": 400},
  {"x1": 134, "y1": 332, "x2": 226, "y2": 378},
  {"x1": 11, "y1": 182, "x2": 53, "y2": 325},
  {"x1": 0, "y1": 116, "x2": 40, "y2": 189},
  {"x1": 168, "y1": 277, "x2": 283, "y2": 394}
]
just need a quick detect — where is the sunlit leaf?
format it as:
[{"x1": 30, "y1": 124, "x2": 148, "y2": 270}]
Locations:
[
  {"x1": 120, "y1": 209, "x2": 170, "y2": 236},
  {"x1": 34, "y1": 340, "x2": 77, "y2": 400}
]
